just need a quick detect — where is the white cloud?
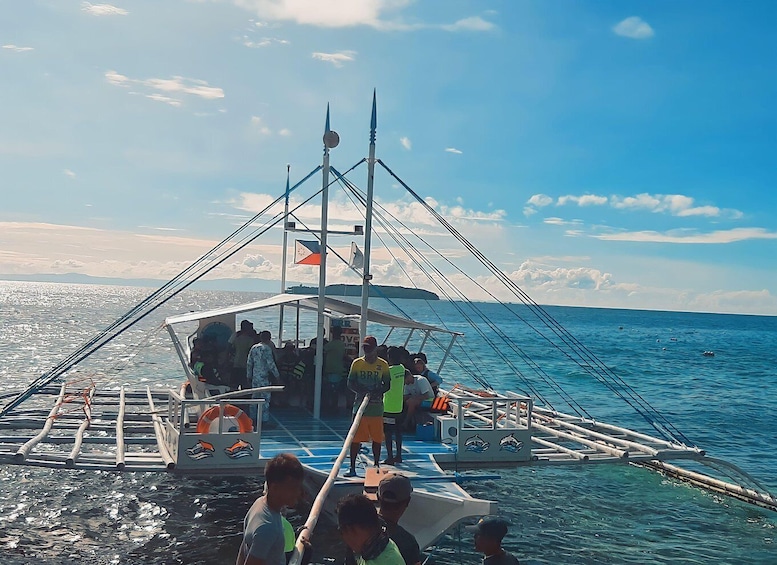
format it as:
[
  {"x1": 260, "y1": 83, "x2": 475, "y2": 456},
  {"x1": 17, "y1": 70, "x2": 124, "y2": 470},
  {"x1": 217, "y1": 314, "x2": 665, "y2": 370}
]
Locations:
[
  {"x1": 311, "y1": 50, "x2": 356, "y2": 67},
  {"x1": 400, "y1": 136, "x2": 412, "y2": 150},
  {"x1": 595, "y1": 227, "x2": 777, "y2": 244},
  {"x1": 250, "y1": 115, "x2": 272, "y2": 135},
  {"x1": 543, "y1": 217, "x2": 582, "y2": 227},
  {"x1": 63, "y1": 169, "x2": 76, "y2": 179},
  {"x1": 527, "y1": 194, "x2": 553, "y2": 207},
  {"x1": 228, "y1": 0, "x2": 494, "y2": 32},
  {"x1": 445, "y1": 147, "x2": 462, "y2": 154},
  {"x1": 146, "y1": 93, "x2": 182, "y2": 107},
  {"x1": 105, "y1": 71, "x2": 224, "y2": 106},
  {"x1": 613, "y1": 16, "x2": 654, "y2": 39},
  {"x1": 278, "y1": 128, "x2": 291, "y2": 136},
  {"x1": 81, "y1": 2, "x2": 128, "y2": 16},
  {"x1": 610, "y1": 193, "x2": 733, "y2": 217},
  {"x1": 557, "y1": 194, "x2": 608, "y2": 206},
  {"x1": 440, "y1": 16, "x2": 495, "y2": 32},
  {"x1": 241, "y1": 36, "x2": 290, "y2": 48},
  {"x1": 2, "y1": 44, "x2": 34, "y2": 52}
]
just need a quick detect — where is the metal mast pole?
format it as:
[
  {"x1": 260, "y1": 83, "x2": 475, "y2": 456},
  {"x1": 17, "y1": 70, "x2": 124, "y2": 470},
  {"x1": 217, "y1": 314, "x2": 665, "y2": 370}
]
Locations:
[
  {"x1": 359, "y1": 91, "x2": 377, "y2": 350},
  {"x1": 314, "y1": 105, "x2": 338, "y2": 419},
  {"x1": 278, "y1": 165, "x2": 290, "y2": 345}
]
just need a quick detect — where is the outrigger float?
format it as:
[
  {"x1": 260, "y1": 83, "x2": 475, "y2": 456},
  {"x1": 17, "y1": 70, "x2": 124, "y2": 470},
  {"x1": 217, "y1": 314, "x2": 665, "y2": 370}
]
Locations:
[{"x1": 1, "y1": 94, "x2": 775, "y2": 558}]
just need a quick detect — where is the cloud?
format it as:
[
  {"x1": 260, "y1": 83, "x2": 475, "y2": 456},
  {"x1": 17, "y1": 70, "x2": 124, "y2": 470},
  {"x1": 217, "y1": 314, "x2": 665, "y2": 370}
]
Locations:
[
  {"x1": 444, "y1": 147, "x2": 462, "y2": 154},
  {"x1": 278, "y1": 128, "x2": 291, "y2": 136},
  {"x1": 440, "y1": 16, "x2": 495, "y2": 32},
  {"x1": 241, "y1": 36, "x2": 290, "y2": 48},
  {"x1": 145, "y1": 93, "x2": 182, "y2": 107},
  {"x1": 2, "y1": 44, "x2": 34, "y2": 52},
  {"x1": 536, "y1": 191, "x2": 740, "y2": 218},
  {"x1": 63, "y1": 169, "x2": 76, "y2": 179},
  {"x1": 557, "y1": 194, "x2": 608, "y2": 206},
  {"x1": 81, "y1": 2, "x2": 128, "y2": 16},
  {"x1": 610, "y1": 193, "x2": 734, "y2": 217},
  {"x1": 400, "y1": 136, "x2": 412, "y2": 150},
  {"x1": 527, "y1": 194, "x2": 553, "y2": 207},
  {"x1": 613, "y1": 16, "x2": 654, "y2": 39},
  {"x1": 311, "y1": 50, "x2": 356, "y2": 67},
  {"x1": 228, "y1": 1, "x2": 494, "y2": 32},
  {"x1": 105, "y1": 71, "x2": 224, "y2": 106},
  {"x1": 250, "y1": 115, "x2": 272, "y2": 135},
  {"x1": 595, "y1": 227, "x2": 777, "y2": 244}
]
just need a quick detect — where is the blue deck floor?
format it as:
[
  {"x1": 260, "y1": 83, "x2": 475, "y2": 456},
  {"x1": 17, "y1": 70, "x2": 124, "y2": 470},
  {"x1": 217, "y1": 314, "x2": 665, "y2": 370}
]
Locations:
[{"x1": 258, "y1": 406, "x2": 456, "y2": 480}]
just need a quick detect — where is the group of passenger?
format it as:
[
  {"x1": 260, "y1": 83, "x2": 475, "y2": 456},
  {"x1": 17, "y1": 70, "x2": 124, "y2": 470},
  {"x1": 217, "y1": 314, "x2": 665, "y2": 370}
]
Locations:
[
  {"x1": 237, "y1": 452, "x2": 520, "y2": 565},
  {"x1": 189, "y1": 321, "x2": 446, "y2": 442}
]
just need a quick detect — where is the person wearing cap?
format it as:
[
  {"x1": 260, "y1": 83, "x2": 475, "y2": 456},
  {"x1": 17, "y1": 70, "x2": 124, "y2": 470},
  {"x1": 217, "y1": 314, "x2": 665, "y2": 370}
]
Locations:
[
  {"x1": 466, "y1": 516, "x2": 520, "y2": 565},
  {"x1": 377, "y1": 473, "x2": 421, "y2": 565},
  {"x1": 337, "y1": 493, "x2": 404, "y2": 565},
  {"x1": 412, "y1": 354, "x2": 441, "y2": 396},
  {"x1": 402, "y1": 371, "x2": 434, "y2": 432},
  {"x1": 345, "y1": 336, "x2": 391, "y2": 477}
]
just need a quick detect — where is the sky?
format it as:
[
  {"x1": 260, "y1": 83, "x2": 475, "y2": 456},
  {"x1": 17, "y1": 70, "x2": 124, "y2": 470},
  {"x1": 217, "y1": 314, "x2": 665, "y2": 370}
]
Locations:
[{"x1": 1, "y1": 1, "x2": 775, "y2": 315}]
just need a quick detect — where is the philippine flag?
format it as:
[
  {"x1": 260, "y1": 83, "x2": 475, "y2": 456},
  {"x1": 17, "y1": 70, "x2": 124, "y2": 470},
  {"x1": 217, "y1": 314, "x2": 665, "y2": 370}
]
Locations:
[{"x1": 295, "y1": 240, "x2": 321, "y2": 265}]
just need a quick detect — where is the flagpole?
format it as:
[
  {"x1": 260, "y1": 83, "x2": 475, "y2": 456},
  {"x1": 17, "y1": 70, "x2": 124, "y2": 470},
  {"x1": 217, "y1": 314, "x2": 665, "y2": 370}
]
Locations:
[
  {"x1": 314, "y1": 105, "x2": 338, "y2": 420},
  {"x1": 278, "y1": 164, "x2": 291, "y2": 345},
  {"x1": 359, "y1": 90, "x2": 377, "y2": 350}
]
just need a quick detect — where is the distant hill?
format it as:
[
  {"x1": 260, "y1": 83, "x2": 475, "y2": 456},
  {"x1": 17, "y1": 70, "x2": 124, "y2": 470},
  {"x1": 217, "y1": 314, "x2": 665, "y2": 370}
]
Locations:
[{"x1": 287, "y1": 284, "x2": 439, "y2": 300}]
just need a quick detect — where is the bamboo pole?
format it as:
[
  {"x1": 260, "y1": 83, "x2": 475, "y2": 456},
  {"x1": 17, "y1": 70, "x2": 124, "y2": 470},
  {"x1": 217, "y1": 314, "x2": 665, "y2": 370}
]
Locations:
[
  {"x1": 288, "y1": 394, "x2": 371, "y2": 565},
  {"x1": 146, "y1": 387, "x2": 175, "y2": 469},
  {"x1": 530, "y1": 411, "x2": 658, "y2": 456},
  {"x1": 14, "y1": 383, "x2": 67, "y2": 462},
  {"x1": 66, "y1": 387, "x2": 95, "y2": 467},
  {"x1": 116, "y1": 387, "x2": 126, "y2": 470}
]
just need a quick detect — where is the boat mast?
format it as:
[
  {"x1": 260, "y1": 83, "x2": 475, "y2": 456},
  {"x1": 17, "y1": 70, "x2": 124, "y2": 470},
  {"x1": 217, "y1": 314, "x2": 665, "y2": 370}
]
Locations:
[
  {"x1": 278, "y1": 164, "x2": 291, "y2": 344},
  {"x1": 358, "y1": 91, "x2": 377, "y2": 350},
  {"x1": 314, "y1": 106, "x2": 339, "y2": 420}
]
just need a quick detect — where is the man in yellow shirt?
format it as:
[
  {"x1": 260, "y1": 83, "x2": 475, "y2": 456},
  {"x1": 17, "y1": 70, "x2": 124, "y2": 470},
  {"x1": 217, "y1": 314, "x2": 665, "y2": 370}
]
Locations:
[{"x1": 345, "y1": 336, "x2": 391, "y2": 477}]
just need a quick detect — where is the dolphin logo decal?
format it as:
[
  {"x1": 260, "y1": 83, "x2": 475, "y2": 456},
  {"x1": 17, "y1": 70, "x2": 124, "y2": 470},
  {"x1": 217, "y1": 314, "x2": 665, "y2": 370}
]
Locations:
[
  {"x1": 225, "y1": 438, "x2": 254, "y2": 459},
  {"x1": 186, "y1": 440, "x2": 215, "y2": 460},
  {"x1": 499, "y1": 433, "x2": 523, "y2": 453},
  {"x1": 464, "y1": 435, "x2": 490, "y2": 453}
]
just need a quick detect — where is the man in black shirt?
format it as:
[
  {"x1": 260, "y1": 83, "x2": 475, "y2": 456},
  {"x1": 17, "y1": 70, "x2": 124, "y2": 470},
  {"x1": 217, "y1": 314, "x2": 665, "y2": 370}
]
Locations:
[
  {"x1": 466, "y1": 516, "x2": 520, "y2": 565},
  {"x1": 343, "y1": 474, "x2": 422, "y2": 565},
  {"x1": 376, "y1": 473, "x2": 422, "y2": 565}
]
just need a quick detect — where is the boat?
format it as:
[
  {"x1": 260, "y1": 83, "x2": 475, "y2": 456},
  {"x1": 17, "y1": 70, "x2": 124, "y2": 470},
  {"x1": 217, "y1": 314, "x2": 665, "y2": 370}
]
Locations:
[{"x1": 0, "y1": 93, "x2": 774, "y2": 561}]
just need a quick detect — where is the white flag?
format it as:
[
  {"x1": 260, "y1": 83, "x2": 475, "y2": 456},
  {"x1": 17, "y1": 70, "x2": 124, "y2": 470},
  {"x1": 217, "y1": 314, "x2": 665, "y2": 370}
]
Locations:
[{"x1": 349, "y1": 242, "x2": 364, "y2": 269}]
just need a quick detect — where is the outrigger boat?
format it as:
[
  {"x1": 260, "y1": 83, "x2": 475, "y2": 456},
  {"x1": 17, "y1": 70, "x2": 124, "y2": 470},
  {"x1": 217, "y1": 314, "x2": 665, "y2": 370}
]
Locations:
[{"x1": 0, "y1": 94, "x2": 775, "y2": 560}]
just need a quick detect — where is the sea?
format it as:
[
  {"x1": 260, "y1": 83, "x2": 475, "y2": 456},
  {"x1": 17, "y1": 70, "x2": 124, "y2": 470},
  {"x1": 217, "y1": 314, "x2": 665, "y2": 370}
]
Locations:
[{"x1": 0, "y1": 281, "x2": 775, "y2": 565}]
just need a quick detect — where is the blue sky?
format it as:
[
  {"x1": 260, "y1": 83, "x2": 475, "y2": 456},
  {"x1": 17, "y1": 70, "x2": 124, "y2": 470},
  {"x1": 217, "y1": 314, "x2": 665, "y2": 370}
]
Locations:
[{"x1": 1, "y1": 1, "x2": 775, "y2": 315}]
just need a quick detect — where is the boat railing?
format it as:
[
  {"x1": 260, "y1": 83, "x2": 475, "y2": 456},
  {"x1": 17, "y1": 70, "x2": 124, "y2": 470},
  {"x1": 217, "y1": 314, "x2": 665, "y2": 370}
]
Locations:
[
  {"x1": 441, "y1": 394, "x2": 534, "y2": 462},
  {"x1": 161, "y1": 386, "x2": 283, "y2": 470}
]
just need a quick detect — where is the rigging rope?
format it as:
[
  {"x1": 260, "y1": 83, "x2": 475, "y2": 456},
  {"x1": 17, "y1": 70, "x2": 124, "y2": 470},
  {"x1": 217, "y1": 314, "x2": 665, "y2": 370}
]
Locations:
[
  {"x1": 376, "y1": 159, "x2": 694, "y2": 446},
  {"x1": 0, "y1": 165, "x2": 325, "y2": 417}
]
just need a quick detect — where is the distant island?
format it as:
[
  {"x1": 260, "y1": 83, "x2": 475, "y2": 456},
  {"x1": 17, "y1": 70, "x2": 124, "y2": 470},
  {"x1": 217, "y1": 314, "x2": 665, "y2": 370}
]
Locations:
[{"x1": 287, "y1": 284, "x2": 439, "y2": 300}]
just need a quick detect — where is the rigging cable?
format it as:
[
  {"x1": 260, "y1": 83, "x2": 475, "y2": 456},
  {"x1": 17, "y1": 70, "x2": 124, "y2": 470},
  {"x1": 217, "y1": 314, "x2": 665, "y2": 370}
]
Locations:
[{"x1": 378, "y1": 159, "x2": 693, "y2": 446}]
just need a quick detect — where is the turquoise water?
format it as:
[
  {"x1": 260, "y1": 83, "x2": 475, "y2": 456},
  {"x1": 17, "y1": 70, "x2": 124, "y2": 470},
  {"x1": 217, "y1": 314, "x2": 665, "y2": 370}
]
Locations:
[{"x1": 0, "y1": 281, "x2": 774, "y2": 564}]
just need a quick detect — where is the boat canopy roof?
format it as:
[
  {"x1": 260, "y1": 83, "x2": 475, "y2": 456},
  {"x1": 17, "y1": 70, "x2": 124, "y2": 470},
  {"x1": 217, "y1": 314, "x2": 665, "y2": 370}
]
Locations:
[{"x1": 164, "y1": 292, "x2": 461, "y2": 335}]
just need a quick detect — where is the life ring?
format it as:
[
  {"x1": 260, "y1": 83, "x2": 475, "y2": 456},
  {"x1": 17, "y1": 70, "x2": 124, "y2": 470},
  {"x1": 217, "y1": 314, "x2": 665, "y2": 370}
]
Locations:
[{"x1": 196, "y1": 404, "x2": 253, "y2": 434}]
